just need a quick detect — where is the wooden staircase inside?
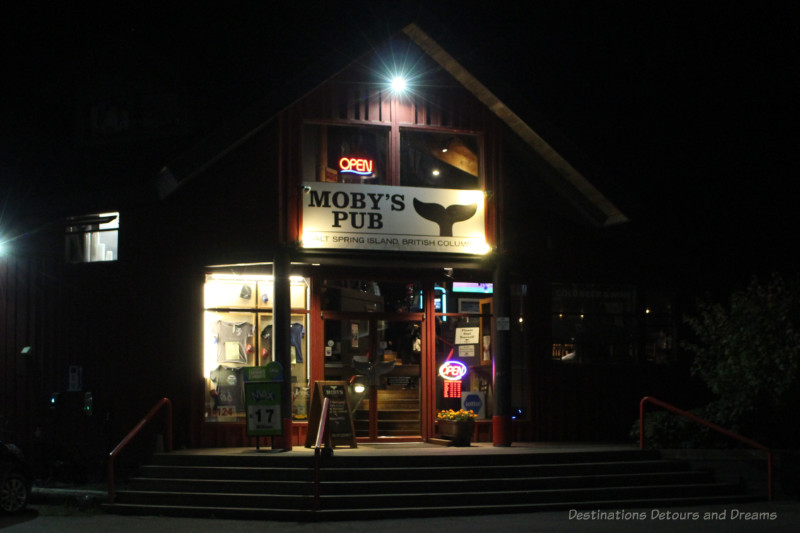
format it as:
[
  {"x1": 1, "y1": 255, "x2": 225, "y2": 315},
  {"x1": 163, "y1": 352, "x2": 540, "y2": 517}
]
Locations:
[
  {"x1": 353, "y1": 387, "x2": 420, "y2": 438},
  {"x1": 104, "y1": 447, "x2": 763, "y2": 521}
]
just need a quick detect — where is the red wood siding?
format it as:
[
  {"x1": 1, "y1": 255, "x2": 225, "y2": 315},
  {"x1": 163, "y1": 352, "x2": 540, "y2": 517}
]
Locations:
[{"x1": 1, "y1": 257, "x2": 65, "y2": 451}]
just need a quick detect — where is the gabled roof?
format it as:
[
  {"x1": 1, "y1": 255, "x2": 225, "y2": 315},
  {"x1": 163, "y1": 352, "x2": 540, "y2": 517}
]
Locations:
[{"x1": 157, "y1": 23, "x2": 627, "y2": 227}]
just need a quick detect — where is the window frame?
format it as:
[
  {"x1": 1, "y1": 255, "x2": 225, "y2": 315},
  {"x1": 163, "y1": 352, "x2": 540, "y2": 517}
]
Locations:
[
  {"x1": 302, "y1": 120, "x2": 485, "y2": 189},
  {"x1": 65, "y1": 212, "x2": 120, "y2": 263}
]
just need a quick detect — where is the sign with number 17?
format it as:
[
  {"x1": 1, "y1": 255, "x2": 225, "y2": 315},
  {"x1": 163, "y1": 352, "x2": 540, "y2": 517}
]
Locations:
[{"x1": 245, "y1": 382, "x2": 282, "y2": 436}]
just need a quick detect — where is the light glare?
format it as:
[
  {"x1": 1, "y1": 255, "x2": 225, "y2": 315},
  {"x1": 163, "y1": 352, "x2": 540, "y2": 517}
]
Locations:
[{"x1": 390, "y1": 76, "x2": 407, "y2": 92}]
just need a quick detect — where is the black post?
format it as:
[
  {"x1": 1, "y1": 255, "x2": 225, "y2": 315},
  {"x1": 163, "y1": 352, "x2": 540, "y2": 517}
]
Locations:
[
  {"x1": 492, "y1": 253, "x2": 512, "y2": 446},
  {"x1": 273, "y1": 246, "x2": 293, "y2": 450}
]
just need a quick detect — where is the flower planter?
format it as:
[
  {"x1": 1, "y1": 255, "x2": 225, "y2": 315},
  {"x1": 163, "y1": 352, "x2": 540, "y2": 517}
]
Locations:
[{"x1": 437, "y1": 419, "x2": 474, "y2": 447}]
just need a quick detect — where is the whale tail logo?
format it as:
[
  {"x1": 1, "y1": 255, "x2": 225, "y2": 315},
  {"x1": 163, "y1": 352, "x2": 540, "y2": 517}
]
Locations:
[{"x1": 413, "y1": 198, "x2": 477, "y2": 236}]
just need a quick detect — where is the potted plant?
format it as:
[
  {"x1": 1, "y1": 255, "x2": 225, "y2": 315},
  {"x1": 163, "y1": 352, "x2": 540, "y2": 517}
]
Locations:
[{"x1": 436, "y1": 409, "x2": 477, "y2": 446}]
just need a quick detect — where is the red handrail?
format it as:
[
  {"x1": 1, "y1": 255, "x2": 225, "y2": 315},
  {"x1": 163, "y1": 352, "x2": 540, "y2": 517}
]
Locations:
[
  {"x1": 107, "y1": 397, "x2": 173, "y2": 503},
  {"x1": 639, "y1": 396, "x2": 772, "y2": 500},
  {"x1": 313, "y1": 397, "x2": 331, "y2": 511}
]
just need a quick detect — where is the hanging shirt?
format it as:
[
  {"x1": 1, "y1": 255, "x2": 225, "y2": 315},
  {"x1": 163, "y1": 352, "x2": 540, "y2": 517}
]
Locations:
[
  {"x1": 210, "y1": 366, "x2": 245, "y2": 410},
  {"x1": 212, "y1": 320, "x2": 254, "y2": 364},
  {"x1": 291, "y1": 322, "x2": 305, "y2": 363}
]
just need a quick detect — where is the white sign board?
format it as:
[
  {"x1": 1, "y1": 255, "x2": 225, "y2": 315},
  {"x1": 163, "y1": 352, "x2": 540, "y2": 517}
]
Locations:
[
  {"x1": 455, "y1": 326, "x2": 480, "y2": 345},
  {"x1": 301, "y1": 182, "x2": 487, "y2": 254},
  {"x1": 462, "y1": 391, "x2": 486, "y2": 419}
]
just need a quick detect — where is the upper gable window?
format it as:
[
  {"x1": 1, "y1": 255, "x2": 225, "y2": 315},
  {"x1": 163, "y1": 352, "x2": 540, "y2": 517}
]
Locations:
[
  {"x1": 303, "y1": 124, "x2": 481, "y2": 190},
  {"x1": 66, "y1": 212, "x2": 119, "y2": 263},
  {"x1": 400, "y1": 130, "x2": 480, "y2": 190},
  {"x1": 302, "y1": 124, "x2": 388, "y2": 184}
]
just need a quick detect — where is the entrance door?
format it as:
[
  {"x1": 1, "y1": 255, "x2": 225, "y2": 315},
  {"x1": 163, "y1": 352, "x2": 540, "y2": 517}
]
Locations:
[{"x1": 321, "y1": 314, "x2": 423, "y2": 440}]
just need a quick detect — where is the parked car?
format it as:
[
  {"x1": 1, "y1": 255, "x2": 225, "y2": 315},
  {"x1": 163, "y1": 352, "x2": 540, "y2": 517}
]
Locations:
[{"x1": 0, "y1": 439, "x2": 32, "y2": 514}]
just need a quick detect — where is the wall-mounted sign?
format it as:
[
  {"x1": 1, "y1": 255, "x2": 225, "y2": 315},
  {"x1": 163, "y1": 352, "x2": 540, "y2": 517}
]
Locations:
[
  {"x1": 301, "y1": 182, "x2": 488, "y2": 254},
  {"x1": 455, "y1": 326, "x2": 480, "y2": 345},
  {"x1": 439, "y1": 360, "x2": 468, "y2": 381},
  {"x1": 339, "y1": 157, "x2": 374, "y2": 175},
  {"x1": 458, "y1": 345, "x2": 476, "y2": 358}
]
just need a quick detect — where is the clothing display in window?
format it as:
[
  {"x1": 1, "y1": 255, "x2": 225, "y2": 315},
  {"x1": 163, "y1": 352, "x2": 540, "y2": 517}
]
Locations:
[
  {"x1": 291, "y1": 322, "x2": 305, "y2": 363},
  {"x1": 259, "y1": 323, "x2": 304, "y2": 363},
  {"x1": 212, "y1": 320, "x2": 254, "y2": 363},
  {"x1": 260, "y1": 324, "x2": 272, "y2": 361},
  {"x1": 210, "y1": 366, "x2": 245, "y2": 410}
]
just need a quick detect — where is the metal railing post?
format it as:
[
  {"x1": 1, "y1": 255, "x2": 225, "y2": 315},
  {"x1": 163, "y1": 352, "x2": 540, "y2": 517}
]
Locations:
[
  {"x1": 639, "y1": 395, "x2": 773, "y2": 500},
  {"x1": 313, "y1": 397, "x2": 331, "y2": 511},
  {"x1": 107, "y1": 397, "x2": 173, "y2": 504}
]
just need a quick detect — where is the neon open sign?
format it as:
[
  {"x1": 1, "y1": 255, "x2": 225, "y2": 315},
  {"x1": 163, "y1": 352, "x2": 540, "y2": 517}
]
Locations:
[
  {"x1": 438, "y1": 360, "x2": 468, "y2": 381},
  {"x1": 339, "y1": 157, "x2": 374, "y2": 175}
]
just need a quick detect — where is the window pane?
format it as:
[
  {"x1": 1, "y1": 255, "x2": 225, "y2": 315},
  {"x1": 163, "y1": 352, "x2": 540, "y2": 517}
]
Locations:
[
  {"x1": 550, "y1": 284, "x2": 637, "y2": 364},
  {"x1": 65, "y1": 212, "x2": 119, "y2": 263},
  {"x1": 400, "y1": 131, "x2": 480, "y2": 189},
  {"x1": 303, "y1": 124, "x2": 388, "y2": 184},
  {"x1": 321, "y1": 280, "x2": 422, "y2": 313}
]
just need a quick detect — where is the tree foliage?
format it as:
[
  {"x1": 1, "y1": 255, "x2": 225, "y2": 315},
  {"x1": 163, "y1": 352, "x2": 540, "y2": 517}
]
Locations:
[{"x1": 682, "y1": 273, "x2": 800, "y2": 444}]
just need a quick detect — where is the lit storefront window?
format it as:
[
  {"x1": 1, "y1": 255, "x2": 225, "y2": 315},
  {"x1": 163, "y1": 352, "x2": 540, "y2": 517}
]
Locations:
[{"x1": 203, "y1": 274, "x2": 310, "y2": 422}]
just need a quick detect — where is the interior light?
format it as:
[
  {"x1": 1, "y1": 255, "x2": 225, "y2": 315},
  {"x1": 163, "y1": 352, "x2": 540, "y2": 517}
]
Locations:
[
  {"x1": 390, "y1": 76, "x2": 407, "y2": 93},
  {"x1": 432, "y1": 169, "x2": 440, "y2": 176}
]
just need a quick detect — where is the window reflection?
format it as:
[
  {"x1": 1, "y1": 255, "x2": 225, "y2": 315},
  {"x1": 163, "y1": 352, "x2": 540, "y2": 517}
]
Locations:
[
  {"x1": 303, "y1": 124, "x2": 388, "y2": 184},
  {"x1": 401, "y1": 131, "x2": 479, "y2": 189}
]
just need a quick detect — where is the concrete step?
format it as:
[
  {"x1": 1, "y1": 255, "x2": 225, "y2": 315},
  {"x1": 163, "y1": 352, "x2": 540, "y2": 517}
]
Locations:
[
  {"x1": 105, "y1": 493, "x2": 762, "y2": 521},
  {"x1": 105, "y1": 448, "x2": 761, "y2": 520}
]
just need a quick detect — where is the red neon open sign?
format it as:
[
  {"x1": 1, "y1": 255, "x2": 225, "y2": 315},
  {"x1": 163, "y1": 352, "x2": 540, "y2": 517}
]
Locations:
[
  {"x1": 438, "y1": 360, "x2": 468, "y2": 381},
  {"x1": 339, "y1": 157, "x2": 374, "y2": 175}
]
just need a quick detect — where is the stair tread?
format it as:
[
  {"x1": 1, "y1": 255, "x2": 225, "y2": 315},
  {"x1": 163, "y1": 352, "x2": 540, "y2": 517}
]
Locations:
[
  {"x1": 128, "y1": 471, "x2": 711, "y2": 487},
  {"x1": 105, "y1": 493, "x2": 762, "y2": 518},
  {"x1": 108, "y1": 450, "x2": 759, "y2": 520},
  {"x1": 118, "y1": 481, "x2": 740, "y2": 498}
]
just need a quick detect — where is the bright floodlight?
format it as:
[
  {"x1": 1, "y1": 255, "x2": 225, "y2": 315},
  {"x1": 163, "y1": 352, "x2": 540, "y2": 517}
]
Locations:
[{"x1": 390, "y1": 76, "x2": 407, "y2": 93}]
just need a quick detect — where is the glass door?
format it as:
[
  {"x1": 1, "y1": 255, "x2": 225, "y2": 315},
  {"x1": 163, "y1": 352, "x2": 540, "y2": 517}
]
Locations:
[
  {"x1": 319, "y1": 280, "x2": 424, "y2": 440},
  {"x1": 322, "y1": 314, "x2": 422, "y2": 439}
]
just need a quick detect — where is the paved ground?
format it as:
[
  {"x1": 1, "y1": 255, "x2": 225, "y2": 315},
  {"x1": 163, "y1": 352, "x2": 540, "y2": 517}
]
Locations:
[{"x1": 2, "y1": 500, "x2": 798, "y2": 533}]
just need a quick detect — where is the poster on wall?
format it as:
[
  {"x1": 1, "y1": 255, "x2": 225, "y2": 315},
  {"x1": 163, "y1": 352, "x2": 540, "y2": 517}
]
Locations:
[{"x1": 301, "y1": 182, "x2": 488, "y2": 254}]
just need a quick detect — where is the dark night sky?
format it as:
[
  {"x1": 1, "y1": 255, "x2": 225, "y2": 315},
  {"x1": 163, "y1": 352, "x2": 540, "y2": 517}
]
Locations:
[{"x1": 2, "y1": 1, "x2": 799, "y2": 289}]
